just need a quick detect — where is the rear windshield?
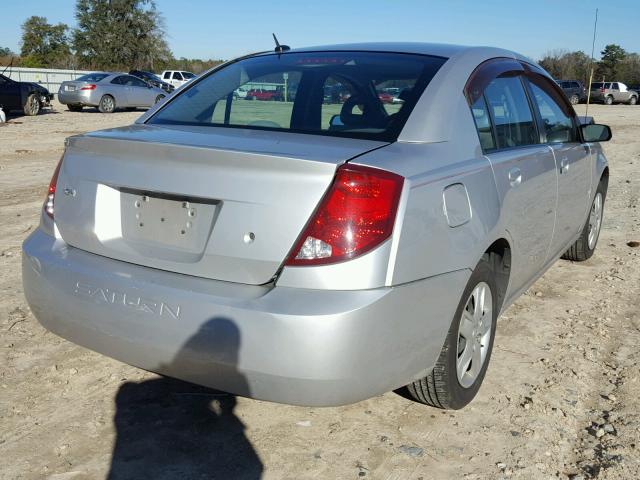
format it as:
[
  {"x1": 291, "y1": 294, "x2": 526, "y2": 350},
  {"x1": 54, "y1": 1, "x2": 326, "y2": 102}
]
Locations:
[
  {"x1": 149, "y1": 51, "x2": 446, "y2": 141},
  {"x1": 591, "y1": 82, "x2": 605, "y2": 89},
  {"x1": 76, "y1": 73, "x2": 109, "y2": 82},
  {"x1": 182, "y1": 72, "x2": 195, "y2": 79}
]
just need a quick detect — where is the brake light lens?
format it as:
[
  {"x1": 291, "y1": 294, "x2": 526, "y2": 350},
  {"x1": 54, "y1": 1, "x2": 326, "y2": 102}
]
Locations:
[
  {"x1": 285, "y1": 164, "x2": 404, "y2": 266},
  {"x1": 80, "y1": 84, "x2": 96, "y2": 90},
  {"x1": 44, "y1": 158, "x2": 63, "y2": 218}
]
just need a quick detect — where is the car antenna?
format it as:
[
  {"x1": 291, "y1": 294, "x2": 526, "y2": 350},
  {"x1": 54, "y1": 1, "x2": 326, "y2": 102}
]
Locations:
[
  {"x1": 272, "y1": 33, "x2": 290, "y2": 53},
  {"x1": 584, "y1": 8, "x2": 598, "y2": 119}
]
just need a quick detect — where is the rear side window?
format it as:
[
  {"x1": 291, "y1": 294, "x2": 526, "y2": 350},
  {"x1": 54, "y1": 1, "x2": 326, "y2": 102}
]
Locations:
[
  {"x1": 484, "y1": 76, "x2": 538, "y2": 149},
  {"x1": 110, "y1": 76, "x2": 126, "y2": 85},
  {"x1": 173, "y1": 72, "x2": 183, "y2": 80},
  {"x1": 76, "y1": 73, "x2": 109, "y2": 82},
  {"x1": 149, "y1": 51, "x2": 447, "y2": 142},
  {"x1": 470, "y1": 95, "x2": 496, "y2": 151}
]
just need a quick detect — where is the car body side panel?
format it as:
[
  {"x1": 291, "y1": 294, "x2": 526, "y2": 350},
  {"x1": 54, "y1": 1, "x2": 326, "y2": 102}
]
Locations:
[
  {"x1": 23, "y1": 228, "x2": 470, "y2": 406},
  {"x1": 546, "y1": 143, "x2": 592, "y2": 260},
  {"x1": 351, "y1": 96, "x2": 503, "y2": 286}
]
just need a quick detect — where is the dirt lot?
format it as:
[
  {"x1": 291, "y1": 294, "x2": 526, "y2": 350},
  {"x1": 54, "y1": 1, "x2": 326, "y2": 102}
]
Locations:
[{"x1": 1, "y1": 100, "x2": 639, "y2": 480}]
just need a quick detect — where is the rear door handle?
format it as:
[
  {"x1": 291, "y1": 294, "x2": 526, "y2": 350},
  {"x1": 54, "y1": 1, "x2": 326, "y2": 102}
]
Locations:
[
  {"x1": 508, "y1": 167, "x2": 522, "y2": 187},
  {"x1": 560, "y1": 157, "x2": 570, "y2": 174}
]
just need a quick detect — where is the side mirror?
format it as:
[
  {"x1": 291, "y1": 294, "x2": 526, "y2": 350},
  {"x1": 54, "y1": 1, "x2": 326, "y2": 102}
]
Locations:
[{"x1": 580, "y1": 124, "x2": 612, "y2": 142}]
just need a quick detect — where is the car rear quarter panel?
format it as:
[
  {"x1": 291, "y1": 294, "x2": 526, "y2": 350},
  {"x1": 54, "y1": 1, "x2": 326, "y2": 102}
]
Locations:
[{"x1": 355, "y1": 108, "x2": 502, "y2": 285}]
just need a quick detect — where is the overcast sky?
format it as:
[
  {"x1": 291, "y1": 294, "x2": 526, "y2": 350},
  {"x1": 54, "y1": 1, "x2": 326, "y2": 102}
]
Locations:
[{"x1": 1, "y1": 0, "x2": 637, "y2": 61}]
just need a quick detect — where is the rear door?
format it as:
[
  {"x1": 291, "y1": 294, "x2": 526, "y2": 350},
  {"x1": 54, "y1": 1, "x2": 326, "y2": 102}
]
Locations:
[
  {"x1": 525, "y1": 73, "x2": 591, "y2": 258},
  {"x1": 123, "y1": 75, "x2": 155, "y2": 106},
  {"x1": 109, "y1": 75, "x2": 130, "y2": 106},
  {"x1": 469, "y1": 68, "x2": 558, "y2": 294}
]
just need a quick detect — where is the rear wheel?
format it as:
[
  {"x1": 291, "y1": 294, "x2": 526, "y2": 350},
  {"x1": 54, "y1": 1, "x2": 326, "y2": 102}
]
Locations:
[
  {"x1": 562, "y1": 179, "x2": 606, "y2": 261},
  {"x1": 406, "y1": 258, "x2": 498, "y2": 409},
  {"x1": 630, "y1": 96, "x2": 637, "y2": 105},
  {"x1": 605, "y1": 96, "x2": 614, "y2": 105},
  {"x1": 67, "y1": 104, "x2": 83, "y2": 112},
  {"x1": 98, "y1": 95, "x2": 116, "y2": 113},
  {"x1": 23, "y1": 93, "x2": 40, "y2": 116},
  {"x1": 570, "y1": 94, "x2": 579, "y2": 105}
]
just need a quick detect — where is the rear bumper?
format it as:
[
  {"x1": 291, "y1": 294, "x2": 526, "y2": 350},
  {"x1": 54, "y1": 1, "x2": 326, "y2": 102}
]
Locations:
[
  {"x1": 22, "y1": 228, "x2": 469, "y2": 406},
  {"x1": 58, "y1": 90, "x2": 98, "y2": 106}
]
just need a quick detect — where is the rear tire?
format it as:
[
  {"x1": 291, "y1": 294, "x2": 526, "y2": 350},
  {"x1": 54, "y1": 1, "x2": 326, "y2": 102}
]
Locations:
[
  {"x1": 67, "y1": 104, "x2": 83, "y2": 112},
  {"x1": 605, "y1": 96, "x2": 614, "y2": 105},
  {"x1": 406, "y1": 257, "x2": 498, "y2": 409},
  {"x1": 630, "y1": 96, "x2": 637, "y2": 105},
  {"x1": 23, "y1": 93, "x2": 40, "y2": 116},
  {"x1": 570, "y1": 94, "x2": 579, "y2": 105},
  {"x1": 98, "y1": 95, "x2": 116, "y2": 113},
  {"x1": 562, "y1": 179, "x2": 606, "y2": 262}
]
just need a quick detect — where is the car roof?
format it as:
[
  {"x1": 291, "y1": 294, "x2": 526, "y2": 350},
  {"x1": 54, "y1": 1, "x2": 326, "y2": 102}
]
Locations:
[{"x1": 258, "y1": 42, "x2": 534, "y2": 63}]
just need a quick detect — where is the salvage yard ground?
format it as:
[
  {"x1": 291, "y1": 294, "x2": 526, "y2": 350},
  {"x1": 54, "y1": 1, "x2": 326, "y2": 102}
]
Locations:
[{"x1": 1, "y1": 100, "x2": 639, "y2": 479}]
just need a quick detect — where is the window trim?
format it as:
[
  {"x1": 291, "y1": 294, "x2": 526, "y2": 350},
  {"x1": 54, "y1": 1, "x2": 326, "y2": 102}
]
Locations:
[
  {"x1": 522, "y1": 72, "x2": 579, "y2": 145},
  {"x1": 465, "y1": 57, "x2": 586, "y2": 153}
]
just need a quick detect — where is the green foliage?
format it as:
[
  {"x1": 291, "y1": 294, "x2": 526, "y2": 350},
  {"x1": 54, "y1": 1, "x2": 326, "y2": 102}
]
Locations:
[
  {"x1": 20, "y1": 16, "x2": 71, "y2": 68},
  {"x1": 157, "y1": 57, "x2": 225, "y2": 74},
  {"x1": 73, "y1": 0, "x2": 172, "y2": 71},
  {"x1": 539, "y1": 50, "x2": 592, "y2": 84},
  {"x1": 539, "y1": 45, "x2": 640, "y2": 86},
  {"x1": 596, "y1": 44, "x2": 627, "y2": 81},
  {"x1": 617, "y1": 53, "x2": 640, "y2": 85},
  {"x1": 0, "y1": 46, "x2": 13, "y2": 56}
]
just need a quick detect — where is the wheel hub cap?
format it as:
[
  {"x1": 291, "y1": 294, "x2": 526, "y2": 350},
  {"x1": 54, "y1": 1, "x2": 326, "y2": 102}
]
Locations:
[
  {"x1": 588, "y1": 192, "x2": 603, "y2": 250},
  {"x1": 456, "y1": 282, "x2": 493, "y2": 388}
]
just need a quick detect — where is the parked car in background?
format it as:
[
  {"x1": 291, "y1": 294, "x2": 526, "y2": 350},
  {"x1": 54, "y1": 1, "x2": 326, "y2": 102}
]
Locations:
[
  {"x1": 58, "y1": 72, "x2": 167, "y2": 113},
  {"x1": 246, "y1": 88, "x2": 283, "y2": 101},
  {"x1": 234, "y1": 87, "x2": 248, "y2": 99},
  {"x1": 0, "y1": 73, "x2": 52, "y2": 116},
  {"x1": 377, "y1": 91, "x2": 394, "y2": 103},
  {"x1": 590, "y1": 82, "x2": 638, "y2": 105},
  {"x1": 24, "y1": 44, "x2": 611, "y2": 410},
  {"x1": 129, "y1": 70, "x2": 175, "y2": 94},
  {"x1": 161, "y1": 70, "x2": 196, "y2": 88},
  {"x1": 556, "y1": 79, "x2": 586, "y2": 105},
  {"x1": 629, "y1": 85, "x2": 640, "y2": 98}
]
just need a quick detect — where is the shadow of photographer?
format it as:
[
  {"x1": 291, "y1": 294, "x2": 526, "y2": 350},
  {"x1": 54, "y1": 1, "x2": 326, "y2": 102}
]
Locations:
[{"x1": 107, "y1": 317, "x2": 263, "y2": 480}]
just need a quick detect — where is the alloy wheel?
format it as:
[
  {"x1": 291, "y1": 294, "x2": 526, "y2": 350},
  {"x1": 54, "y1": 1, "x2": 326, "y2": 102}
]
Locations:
[
  {"x1": 456, "y1": 282, "x2": 493, "y2": 388},
  {"x1": 28, "y1": 96, "x2": 40, "y2": 115},
  {"x1": 588, "y1": 192, "x2": 603, "y2": 250}
]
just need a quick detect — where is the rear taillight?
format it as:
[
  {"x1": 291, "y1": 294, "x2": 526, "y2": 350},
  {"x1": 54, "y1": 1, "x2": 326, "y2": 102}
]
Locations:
[
  {"x1": 45, "y1": 158, "x2": 63, "y2": 218},
  {"x1": 80, "y1": 84, "x2": 96, "y2": 90},
  {"x1": 285, "y1": 164, "x2": 404, "y2": 266}
]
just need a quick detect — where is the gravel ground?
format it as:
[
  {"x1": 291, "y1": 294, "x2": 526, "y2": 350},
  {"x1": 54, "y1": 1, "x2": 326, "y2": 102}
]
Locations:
[{"x1": 1, "y1": 100, "x2": 639, "y2": 480}]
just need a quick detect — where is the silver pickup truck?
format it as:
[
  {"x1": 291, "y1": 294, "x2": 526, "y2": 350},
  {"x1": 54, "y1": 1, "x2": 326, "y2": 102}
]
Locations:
[{"x1": 590, "y1": 82, "x2": 638, "y2": 105}]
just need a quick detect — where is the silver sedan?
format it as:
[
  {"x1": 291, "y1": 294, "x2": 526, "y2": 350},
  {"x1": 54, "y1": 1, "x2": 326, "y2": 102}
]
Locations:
[
  {"x1": 24, "y1": 44, "x2": 612, "y2": 409},
  {"x1": 58, "y1": 72, "x2": 167, "y2": 113}
]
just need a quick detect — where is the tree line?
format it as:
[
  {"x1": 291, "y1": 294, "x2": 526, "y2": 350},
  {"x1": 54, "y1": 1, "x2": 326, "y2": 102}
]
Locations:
[
  {"x1": 539, "y1": 45, "x2": 640, "y2": 86},
  {"x1": 0, "y1": 0, "x2": 223, "y2": 74},
  {"x1": 2, "y1": 1, "x2": 639, "y2": 84}
]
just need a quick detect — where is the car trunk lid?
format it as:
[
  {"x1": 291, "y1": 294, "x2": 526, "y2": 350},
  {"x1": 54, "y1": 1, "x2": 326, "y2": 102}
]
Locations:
[{"x1": 53, "y1": 124, "x2": 387, "y2": 284}]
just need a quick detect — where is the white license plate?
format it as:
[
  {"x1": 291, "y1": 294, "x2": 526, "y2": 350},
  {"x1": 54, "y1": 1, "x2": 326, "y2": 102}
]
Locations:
[{"x1": 65, "y1": 85, "x2": 76, "y2": 91}]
